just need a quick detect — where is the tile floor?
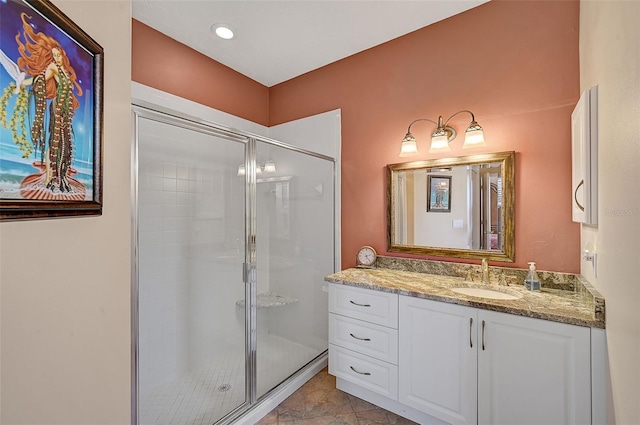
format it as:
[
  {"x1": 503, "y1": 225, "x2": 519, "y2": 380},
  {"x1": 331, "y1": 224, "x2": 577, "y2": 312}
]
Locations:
[{"x1": 256, "y1": 368, "x2": 417, "y2": 425}]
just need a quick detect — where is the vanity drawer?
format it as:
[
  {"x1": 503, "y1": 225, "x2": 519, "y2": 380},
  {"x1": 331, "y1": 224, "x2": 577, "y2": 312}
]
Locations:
[
  {"x1": 329, "y1": 283, "x2": 398, "y2": 328},
  {"x1": 329, "y1": 344, "x2": 398, "y2": 400},
  {"x1": 329, "y1": 313, "x2": 398, "y2": 364}
]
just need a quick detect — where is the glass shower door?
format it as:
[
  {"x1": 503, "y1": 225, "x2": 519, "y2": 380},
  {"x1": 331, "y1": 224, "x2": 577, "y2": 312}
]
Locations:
[
  {"x1": 254, "y1": 140, "x2": 335, "y2": 398},
  {"x1": 136, "y1": 114, "x2": 248, "y2": 425}
]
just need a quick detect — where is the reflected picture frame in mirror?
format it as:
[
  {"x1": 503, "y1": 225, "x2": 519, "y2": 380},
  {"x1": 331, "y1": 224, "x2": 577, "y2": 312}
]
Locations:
[
  {"x1": 426, "y1": 175, "x2": 452, "y2": 212},
  {"x1": 387, "y1": 151, "x2": 515, "y2": 262}
]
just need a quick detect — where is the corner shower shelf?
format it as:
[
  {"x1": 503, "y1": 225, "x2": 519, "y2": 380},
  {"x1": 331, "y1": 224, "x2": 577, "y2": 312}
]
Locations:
[{"x1": 235, "y1": 291, "x2": 299, "y2": 309}]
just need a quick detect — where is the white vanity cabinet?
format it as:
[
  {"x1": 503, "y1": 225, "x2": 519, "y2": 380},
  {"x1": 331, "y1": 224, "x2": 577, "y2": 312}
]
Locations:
[
  {"x1": 328, "y1": 284, "x2": 399, "y2": 399},
  {"x1": 399, "y1": 295, "x2": 592, "y2": 425}
]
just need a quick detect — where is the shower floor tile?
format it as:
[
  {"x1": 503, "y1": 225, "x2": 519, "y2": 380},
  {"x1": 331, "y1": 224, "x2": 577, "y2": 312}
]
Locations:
[{"x1": 139, "y1": 334, "x2": 319, "y2": 425}]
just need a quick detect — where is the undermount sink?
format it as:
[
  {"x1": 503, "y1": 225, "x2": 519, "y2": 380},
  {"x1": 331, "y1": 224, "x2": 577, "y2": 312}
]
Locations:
[{"x1": 450, "y1": 287, "x2": 522, "y2": 300}]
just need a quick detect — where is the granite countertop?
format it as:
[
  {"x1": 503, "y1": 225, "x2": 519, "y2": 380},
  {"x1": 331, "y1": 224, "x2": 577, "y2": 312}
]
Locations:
[{"x1": 325, "y1": 267, "x2": 605, "y2": 329}]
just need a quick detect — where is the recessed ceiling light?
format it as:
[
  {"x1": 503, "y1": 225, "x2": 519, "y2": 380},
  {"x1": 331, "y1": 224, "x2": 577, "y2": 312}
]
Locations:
[{"x1": 211, "y1": 23, "x2": 234, "y2": 40}]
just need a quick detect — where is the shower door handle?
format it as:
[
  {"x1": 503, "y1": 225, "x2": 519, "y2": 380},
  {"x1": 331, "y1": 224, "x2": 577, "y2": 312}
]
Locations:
[{"x1": 243, "y1": 262, "x2": 254, "y2": 283}]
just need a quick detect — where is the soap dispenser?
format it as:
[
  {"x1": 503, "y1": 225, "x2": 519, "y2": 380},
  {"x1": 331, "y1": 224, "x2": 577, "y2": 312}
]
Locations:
[{"x1": 525, "y1": 262, "x2": 541, "y2": 292}]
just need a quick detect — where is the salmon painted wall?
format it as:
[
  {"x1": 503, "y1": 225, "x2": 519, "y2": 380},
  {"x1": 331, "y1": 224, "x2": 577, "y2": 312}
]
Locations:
[
  {"x1": 269, "y1": 0, "x2": 581, "y2": 272},
  {"x1": 132, "y1": 20, "x2": 269, "y2": 126}
]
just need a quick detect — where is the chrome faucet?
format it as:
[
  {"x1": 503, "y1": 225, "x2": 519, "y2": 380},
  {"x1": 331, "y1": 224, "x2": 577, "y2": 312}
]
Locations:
[{"x1": 481, "y1": 258, "x2": 490, "y2": 284}]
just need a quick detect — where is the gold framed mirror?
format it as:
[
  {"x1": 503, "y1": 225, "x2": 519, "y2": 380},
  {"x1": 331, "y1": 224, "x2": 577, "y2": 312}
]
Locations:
[{"x1": 387, "y1": 151, "x2": 515, "y2": 262}]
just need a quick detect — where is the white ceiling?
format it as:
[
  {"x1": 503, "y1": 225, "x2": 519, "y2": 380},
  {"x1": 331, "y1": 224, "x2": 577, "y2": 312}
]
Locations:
[{"x1": 132, "y1": 0, "x2": 488, "y2": 87}]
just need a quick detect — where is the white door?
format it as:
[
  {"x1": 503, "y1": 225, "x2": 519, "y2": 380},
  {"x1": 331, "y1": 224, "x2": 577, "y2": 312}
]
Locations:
[
  {"x1": 399, "y1": 296, "x2": 478, "y2": 425},
  {"x1": 477, "y1": 310, "x2": 591, "y2": 425}
]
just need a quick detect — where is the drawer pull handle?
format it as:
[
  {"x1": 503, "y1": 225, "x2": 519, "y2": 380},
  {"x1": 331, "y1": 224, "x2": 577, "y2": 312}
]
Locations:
[
  {"x1": 350, "y1": 366, "x2": 371, "y2": 376},
  {"x1": 469, "y1": 317, "x2": 473, "y2": 348},
  {"x1": 349, "y1": 300, "x2": 371, "y2": 307},
  {"x1": 482, "y1": 320, "x2": 486, "y2": 351},
  {"x1": 350, "y1": 333, "x2": 371, "y2": 341}
]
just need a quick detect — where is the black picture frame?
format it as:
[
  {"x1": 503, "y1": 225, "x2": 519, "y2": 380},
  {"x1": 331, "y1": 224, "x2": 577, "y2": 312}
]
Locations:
[
  {"x1": 427, "y1": 175, "x2": 451, "y2": 212},
  {"x1": 0, "y1": 0, "x2": 103, "y2": 220}
]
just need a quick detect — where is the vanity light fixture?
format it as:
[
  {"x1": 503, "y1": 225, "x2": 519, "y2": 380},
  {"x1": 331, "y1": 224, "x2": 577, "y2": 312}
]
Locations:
[
  {"x1": 237, "y1": 161, "x2": 277, "y2": 176},
  {"x1": 399, "y1": 110, "x2": 486, "y2": 157},
  {"x1": 236, "y1": 164, "x2": 262, "y2": 175}
]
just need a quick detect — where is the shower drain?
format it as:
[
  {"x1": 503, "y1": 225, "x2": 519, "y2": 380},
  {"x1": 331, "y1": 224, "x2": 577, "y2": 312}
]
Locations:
[{"x1": 217, "y1": 383, "x2": 232, "y2": 392}]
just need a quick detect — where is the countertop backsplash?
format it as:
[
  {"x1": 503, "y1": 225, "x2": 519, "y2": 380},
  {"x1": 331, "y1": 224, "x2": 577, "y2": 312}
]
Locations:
[{"x1": 376, "y1": 256, "x2": 579, "y2": 291}]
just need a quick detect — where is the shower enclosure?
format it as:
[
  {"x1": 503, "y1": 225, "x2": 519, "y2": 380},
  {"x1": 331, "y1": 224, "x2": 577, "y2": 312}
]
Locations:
[{"x1": 132, "y1": 106, "x2": 336, "y2": 425}]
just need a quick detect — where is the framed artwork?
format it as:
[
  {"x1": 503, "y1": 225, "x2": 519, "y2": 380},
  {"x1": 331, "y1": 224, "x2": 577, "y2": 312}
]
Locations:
[
  {"x1": 0, "y1": 0, "x2": 103, "y2": 221},
  {"x1": 427, "y1": 175, "x2": 451, "y2": 212}
]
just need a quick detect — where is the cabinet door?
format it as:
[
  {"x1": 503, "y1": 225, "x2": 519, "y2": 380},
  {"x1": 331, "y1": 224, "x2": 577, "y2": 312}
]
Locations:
[
  {"x1": 571, "y1": 85, "x2": 598, "y2": 225},
  {"x1": 399, "y1": 296, "x2": 478, "y2": 425},
  {"x1": 478, "y1": 310, "x2": 591, "y2": 425}
]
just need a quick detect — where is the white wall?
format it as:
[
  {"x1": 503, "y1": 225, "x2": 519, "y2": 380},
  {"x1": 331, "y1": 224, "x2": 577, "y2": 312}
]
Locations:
[
  {"x1": 579, "y1": 2, "x2": 640, "y2": 424},
  {"x1": 270, "y1": 109, "x2": 342, "y2": 272},
  {"x1": 0, "y1": 1, "x2": 132, "y2": 423}
]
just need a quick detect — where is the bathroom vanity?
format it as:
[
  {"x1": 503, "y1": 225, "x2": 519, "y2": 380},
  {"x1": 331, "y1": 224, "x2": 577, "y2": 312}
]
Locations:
[{"x1": 325, "y1": 263, "x2": 605, "y2": 425}]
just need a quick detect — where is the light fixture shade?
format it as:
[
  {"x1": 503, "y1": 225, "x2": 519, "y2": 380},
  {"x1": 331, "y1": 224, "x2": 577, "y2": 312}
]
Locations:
[
  {"x1": 399, "y1": 133, "x2": 419, "y2": 157},
  {"x1": 429, "y1": 128, "x2": 451, "y2": 153},
  {"x1": 462, "y1": 121, "x2": 486, "y2": 148},
  {"x1": 402, "y1": 111, "x2": 486, "y2": 156},
  {"x1": 263, "y1": 160, "x2": 276, "y2": 173},
  {"x1": 237, "y1": 164, "x2": 246, "y2": 176}
]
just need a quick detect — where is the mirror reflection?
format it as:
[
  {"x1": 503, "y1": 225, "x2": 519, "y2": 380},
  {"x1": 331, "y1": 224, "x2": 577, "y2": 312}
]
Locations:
[{"x1": 387, "y1": 151, "x2": 515, "y2": 262}]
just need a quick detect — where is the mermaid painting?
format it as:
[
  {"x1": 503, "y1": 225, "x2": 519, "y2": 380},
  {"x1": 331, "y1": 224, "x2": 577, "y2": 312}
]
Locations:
[{"x1": 0, "y1": 11, "x2": 86, "y2": 201}]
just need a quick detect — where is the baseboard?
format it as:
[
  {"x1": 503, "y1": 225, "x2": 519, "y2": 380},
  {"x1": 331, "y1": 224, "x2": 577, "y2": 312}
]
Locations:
[{"x1": 336, "y1": 377, "x2": 448, "y2": 425}]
